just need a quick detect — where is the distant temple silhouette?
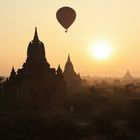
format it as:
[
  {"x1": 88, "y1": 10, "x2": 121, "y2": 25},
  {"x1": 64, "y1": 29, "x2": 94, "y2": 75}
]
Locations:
[
  {"x1": 63, "y1": 54, "x2": 82, "y2": 92},
  {"x1": 4, "y1": 28, "x2": 66, "y2": 106},
  {"x1": 122, "y1": 70, "x2": 134, "y2": 84}
]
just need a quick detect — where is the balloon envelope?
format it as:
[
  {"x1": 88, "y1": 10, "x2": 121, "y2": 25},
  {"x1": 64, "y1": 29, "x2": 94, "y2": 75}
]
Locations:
[{"x1": 56, "y1": 6, "x2": 76, "y2": 32}]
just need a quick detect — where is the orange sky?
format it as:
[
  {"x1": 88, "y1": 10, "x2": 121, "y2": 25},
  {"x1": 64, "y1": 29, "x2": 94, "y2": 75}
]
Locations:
[{"x1": 1, "y1": 0, "x2": 140, "y2": 77}]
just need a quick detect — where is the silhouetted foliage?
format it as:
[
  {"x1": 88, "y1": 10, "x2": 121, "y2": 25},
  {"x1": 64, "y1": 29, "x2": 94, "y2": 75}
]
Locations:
[
  {"x1": 0, "y1": 77, "x2": 3, "y2": 82},
  {"x1": 1, "y1": 85, "x2": 140, "y2": 139}
]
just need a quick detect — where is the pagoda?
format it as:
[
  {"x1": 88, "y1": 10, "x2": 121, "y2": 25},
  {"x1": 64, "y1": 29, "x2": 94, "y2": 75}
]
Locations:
[
  {"x1": 63, "y1": 54, "x2": 82, "y2": 92},
  {"x1": 4, "y1": 28, "x2": 66, "y2": 106},
  {"x1": 122, "y1": 70, "x2": 134, "y2": 84}
]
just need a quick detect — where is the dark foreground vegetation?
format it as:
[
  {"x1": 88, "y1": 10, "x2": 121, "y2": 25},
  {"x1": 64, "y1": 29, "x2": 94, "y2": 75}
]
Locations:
[{"x1": 0, "y1": 84, "x2": 140, "y2": 140}]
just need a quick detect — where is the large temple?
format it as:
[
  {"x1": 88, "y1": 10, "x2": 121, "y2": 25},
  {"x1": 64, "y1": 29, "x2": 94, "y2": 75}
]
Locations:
[
  {"x1": 4, "y1": 28, "x2": 66, "y2": 106},
  {"x1": 63, "y1": 55, "x2": 82, "y2": 92}
]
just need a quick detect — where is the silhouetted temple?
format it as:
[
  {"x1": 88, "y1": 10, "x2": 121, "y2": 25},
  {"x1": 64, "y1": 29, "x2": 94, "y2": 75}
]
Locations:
[
  {"x1": 4, "y1": 28, "x2": 66, "y2": 106},
  {"x1": 122, "y1": 70, "x2": 134, "y2": 84},
  {"x1": 63, "y1": 55, "x2": 82, "y2": 92}
]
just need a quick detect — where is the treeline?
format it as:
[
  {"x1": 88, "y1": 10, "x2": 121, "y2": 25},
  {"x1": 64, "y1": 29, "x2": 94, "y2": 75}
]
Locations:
[{"x1": 0, "y1": 82, "x2": 140, "y2": 139}]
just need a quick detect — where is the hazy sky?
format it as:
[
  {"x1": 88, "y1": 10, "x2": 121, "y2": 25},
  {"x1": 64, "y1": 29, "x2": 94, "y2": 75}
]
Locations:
[{"x1": 1, "y1": 0, "x2": 140, "y2": 77}]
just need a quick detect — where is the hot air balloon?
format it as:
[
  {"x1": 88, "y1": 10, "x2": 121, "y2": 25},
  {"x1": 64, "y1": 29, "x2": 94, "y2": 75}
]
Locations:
[{"x1": 56, "y1": 6, "x2": 76, "y2": 32}]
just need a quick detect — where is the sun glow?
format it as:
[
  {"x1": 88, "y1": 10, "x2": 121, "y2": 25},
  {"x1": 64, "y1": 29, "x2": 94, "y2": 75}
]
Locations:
[{"x1": 90, "y1": 41, "x2": 112, "y2": 60}]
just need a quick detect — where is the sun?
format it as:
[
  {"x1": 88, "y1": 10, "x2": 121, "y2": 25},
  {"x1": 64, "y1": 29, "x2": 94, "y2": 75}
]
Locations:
[{"x1": 90, "y1": 41, "x2": 112, "y2": 60}]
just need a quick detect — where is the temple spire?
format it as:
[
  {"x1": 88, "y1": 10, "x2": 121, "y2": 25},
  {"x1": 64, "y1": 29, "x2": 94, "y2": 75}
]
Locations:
[
  {"x1": 67, "y1": 54, "x2": 71, "y2": 62},
  {"x1": 57, "y1": 64, "x2": 62, "y2": 72},
  {"x1": 33, "y1": 27, "x2": 39, "y2": 41},
  {"x1": 58, "y1": 64, "x2": 61, "y2": 69},
  {"x1": 9, "y1": 66, "x2": 16, "y2": 81},
  {"x1": 57, "y1": 64, "x2": 63, "y2": 79},
  {"x1": 64, "y1": 54, "x2": 75, "y2": 74}
]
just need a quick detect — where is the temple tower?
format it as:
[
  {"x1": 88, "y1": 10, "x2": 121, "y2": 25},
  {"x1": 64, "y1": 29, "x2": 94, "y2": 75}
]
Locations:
[
  {"x1": 63, "y1": 54, "x2": 82, "y2": 92},
  {"x1": 4, "y1": 28, "x2": 66, "y2": 107}
]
